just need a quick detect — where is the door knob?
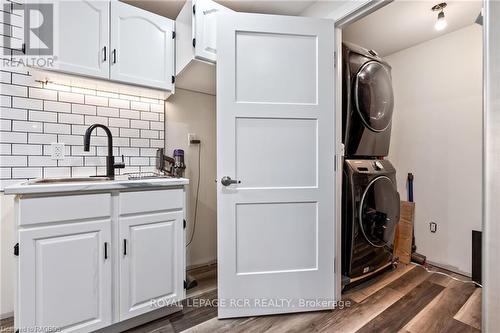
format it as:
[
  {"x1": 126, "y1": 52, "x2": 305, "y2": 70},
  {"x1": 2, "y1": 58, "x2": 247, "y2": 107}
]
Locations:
[{"x1": 221, "y1": 176, "x2": 241, "y2": 187}]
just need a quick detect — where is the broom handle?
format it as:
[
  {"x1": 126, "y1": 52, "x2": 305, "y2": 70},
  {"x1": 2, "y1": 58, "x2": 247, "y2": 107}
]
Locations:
[
  {"x1": 408, "y1": 173, "x2": 414, "y2": 203},
  {"x1": 408, "y1": 173, "x2": 417, "y2": 252}
]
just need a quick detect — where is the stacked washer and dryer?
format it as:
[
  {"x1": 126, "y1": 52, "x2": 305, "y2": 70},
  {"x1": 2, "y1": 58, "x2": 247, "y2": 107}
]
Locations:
[{"x1": 341, "y1": 42, "x2": 401, "y2": 286}]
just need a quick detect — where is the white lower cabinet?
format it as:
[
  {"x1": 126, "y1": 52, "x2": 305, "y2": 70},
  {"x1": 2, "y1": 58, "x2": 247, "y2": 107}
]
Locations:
[
  {"x1": 14, "y1": 188, "x2": 186, "y2": 332},
  {"x1": 119, "y1": 211, "x2": 184, "y2": 320},
  {"x1": 18, "y1": 220, "x2": 112, "y2": 332}
]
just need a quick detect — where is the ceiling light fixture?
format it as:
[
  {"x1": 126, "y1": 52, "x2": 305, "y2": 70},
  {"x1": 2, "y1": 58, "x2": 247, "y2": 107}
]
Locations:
[{"x1": 432, "y1": 2, "x2": 448, "y2": 31}]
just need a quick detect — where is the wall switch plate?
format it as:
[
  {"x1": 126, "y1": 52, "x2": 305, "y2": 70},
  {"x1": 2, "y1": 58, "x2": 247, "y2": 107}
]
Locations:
[
  {"x1": 188, "y1": 133, "x2": 196, "y2": 146},
  {"x1": 429, "y1": 221, "x2": 437, "y2": 233},
  {"x1": 51, "y1": 142, "x2": 65, "y2": 160}
]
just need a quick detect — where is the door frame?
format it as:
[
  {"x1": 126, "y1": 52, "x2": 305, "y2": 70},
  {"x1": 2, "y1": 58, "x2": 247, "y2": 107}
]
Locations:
[
  {"x1": 332, "y1": 0, "x2": 393, "y2": 299},
  {"x1": 482, "y1": 0, "x2": 498, "y2": 330}
]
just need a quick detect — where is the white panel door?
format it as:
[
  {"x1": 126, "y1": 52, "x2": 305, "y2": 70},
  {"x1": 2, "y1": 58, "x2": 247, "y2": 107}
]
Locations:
[
  {"x1": 18, "y1": 220, "x2": 112, "y2": 332},
  {"x1": 119, "y1": 211, "x2": 184, "y2": 320},
  {"x1": 217, "y1": 13, "x2": 335, "y2": 318},
  {"x1": 110, "y1": 1, "x2": 174, "y2": 90},
  {"x1": 52, "y1": 0, "x2": 109, "y2": 78},
  {"x1": 193, "y1": 0, "x2": 233, "y2": 62}
]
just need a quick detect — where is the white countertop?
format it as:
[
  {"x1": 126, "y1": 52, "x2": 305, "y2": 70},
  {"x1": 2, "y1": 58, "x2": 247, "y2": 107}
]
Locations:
[{"x1": 4, "y1": 177, "x2": 189, "y2": 195}]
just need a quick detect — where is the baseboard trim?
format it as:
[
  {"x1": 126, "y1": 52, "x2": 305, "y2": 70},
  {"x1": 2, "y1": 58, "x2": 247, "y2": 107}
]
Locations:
[
  {"x1": 187, "y1": 260, "x2": 217, "y2": 272},
  {"x1": 0, "y1": 311, "x2": 13, "y2": 320},
  {"x1": 426, "y1": 260, "x2": 471, "y2": 278}
]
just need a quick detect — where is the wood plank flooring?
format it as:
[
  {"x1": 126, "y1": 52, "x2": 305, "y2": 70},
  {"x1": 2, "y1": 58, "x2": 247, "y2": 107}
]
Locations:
[{"x1": 0, "y1": 263, "x2": 481, "y2": 333}]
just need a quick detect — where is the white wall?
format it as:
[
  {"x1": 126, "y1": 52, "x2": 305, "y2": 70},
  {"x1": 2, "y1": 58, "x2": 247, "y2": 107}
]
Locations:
[
  {"x1": 165, "y1": 89, "x2": 217, "y2": 268},
  {"x1": 386, "y1": 24, "x2": 483, "y2": 275}
]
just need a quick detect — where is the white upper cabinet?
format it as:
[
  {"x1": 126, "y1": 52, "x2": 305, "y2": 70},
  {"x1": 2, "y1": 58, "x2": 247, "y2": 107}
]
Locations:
[
  {"x1": 194, "y1": 0, "x2": 232, "y2": 62},
  {"x1": 110, "y1": 1, "x2": 174, "y2": 90},
  {"x1": 52, "y1": 1, "x2": 109, "y2": 79},
  {"x1": 175, "y1": 0, "x2": 233, "y2": 95},
  {"x1": 39, "y1": 1, "x2": 174, "y2": 91}
]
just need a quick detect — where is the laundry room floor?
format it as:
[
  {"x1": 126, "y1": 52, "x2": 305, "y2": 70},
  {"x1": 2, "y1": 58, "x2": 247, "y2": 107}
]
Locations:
[{"x1": 0, "y1": 264, "x2": 481, "y2": 333}]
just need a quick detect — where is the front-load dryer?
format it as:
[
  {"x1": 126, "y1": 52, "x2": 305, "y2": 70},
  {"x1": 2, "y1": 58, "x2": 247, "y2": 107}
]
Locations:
[
  {"x1": 342, "y1": 159, "x2": 400, "y2": 284},
  {"x1": 342, "y1": 42, "x2": 394, "y2": 158}
]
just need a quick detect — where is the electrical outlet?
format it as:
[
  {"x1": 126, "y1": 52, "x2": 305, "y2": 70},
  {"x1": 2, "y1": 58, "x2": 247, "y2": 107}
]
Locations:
[
  {"x1": 429, "y1": 221, "x2": 437, "y2": 233},
  {"x1": 51, "y1": 142, "x2": 65, "y2": 160},
  {"x1": 188, "y1": 133, "x2": 196, "y2": 146}
]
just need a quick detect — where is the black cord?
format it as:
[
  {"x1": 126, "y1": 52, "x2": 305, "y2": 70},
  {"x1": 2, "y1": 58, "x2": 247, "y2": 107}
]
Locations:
[{"x1": 187, "y1": 143, "x2": 201, "y2": 247}]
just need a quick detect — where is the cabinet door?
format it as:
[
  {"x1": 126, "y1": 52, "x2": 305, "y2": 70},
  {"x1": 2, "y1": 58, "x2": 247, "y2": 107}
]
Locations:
[
  {"x1": 18, "y1": 220, "x2": 112, "y2": 332},
  {"x1": 110, "y1": 1, "x2": 174, "y2": 90},
  {"x1": 52, "y1": 0, "x2": 109, "y2": 78},
  {"x1": 194, "y1": 0, "x2": 233, "y2": 62},
  {"x1": 119, "y1": 211, "x2": 184, "y2": 320}
]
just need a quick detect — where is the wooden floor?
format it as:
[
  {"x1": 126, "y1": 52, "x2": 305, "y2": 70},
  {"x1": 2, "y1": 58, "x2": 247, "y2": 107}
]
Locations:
[{"x1": 0, "y1": 263, "x2": 481, "y2": 333}]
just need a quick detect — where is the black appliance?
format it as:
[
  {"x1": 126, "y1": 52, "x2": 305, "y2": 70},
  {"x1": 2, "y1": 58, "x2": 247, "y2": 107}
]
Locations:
[
  {"x1": 342, "y1": 42, "x2": 394, "y2": 158},
  {"x1": 342, "y1": 159, "x2": 400, "y2": 283}
]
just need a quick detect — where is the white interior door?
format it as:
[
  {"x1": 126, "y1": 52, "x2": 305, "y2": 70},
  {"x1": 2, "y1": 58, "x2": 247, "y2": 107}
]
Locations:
[{"x1": 217, "y1": 13, "x2": 335, "y2": 318}]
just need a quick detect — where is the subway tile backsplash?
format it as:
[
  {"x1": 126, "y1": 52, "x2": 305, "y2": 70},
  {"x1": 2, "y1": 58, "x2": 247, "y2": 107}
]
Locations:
[{"x1": 0, "y1": 72, "x2": 165, "y2": 189}]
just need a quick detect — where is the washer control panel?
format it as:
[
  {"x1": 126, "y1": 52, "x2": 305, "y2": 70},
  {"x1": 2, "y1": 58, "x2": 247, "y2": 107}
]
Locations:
[
  {"x1": 373, "y1": 161, "x2": 384, "y2": 170},
  {"x1": 348, "y1": 159, "x2": 394, "y2": 174}
]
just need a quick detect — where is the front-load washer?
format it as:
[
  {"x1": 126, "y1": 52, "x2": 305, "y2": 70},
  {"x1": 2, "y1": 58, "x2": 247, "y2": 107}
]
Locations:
[
  {"x1": 342, "y1": 159, "x2": 400, "y2": 284},
  {"x1": 342, "y1": 42, "x2": 394, "y2": 158}
]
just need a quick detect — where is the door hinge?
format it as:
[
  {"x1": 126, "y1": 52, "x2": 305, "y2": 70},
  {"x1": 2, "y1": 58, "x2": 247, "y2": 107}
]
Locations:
[
  {"x1": 172, "y1": 31, "x2": 176, "y2": 39},
  {"x1": 13, "y1": 243, "x2": 19, "y2": 256},
  {"x1": 192, "y1": 38, "x2": 196, "y2": 48},
  {"x1": 334, "y1": 51, "x2": 337, "y2": 68},
  {"x1": 184, "y1": 280, "x2": 187, "y2": 289},
  {"x1": 171, "y1": 76, "x2": 175, "y2": 84},
  {"x1": 193, "y1": 4, "x2": 196, "y2": 14},
  {"x1": 183, "y1": 219, "x2": 187, "y2": 229}
]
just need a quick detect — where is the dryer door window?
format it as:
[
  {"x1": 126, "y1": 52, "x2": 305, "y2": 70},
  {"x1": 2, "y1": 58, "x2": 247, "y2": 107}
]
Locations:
[
  {"x1": 359, "y1": 176, "x2": 400, "y2": 248},
  {"x1": 354, "y1": 61, "x2": 394, "y2": 132}
]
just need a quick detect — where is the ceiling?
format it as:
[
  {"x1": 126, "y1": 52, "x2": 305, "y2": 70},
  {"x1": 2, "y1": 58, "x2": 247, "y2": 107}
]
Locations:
[
  {"x1": 121, "y1": 0, "x2": 185, "y2": 19},
  {"x1": 216, "y1": 1, "x2": 316, "y2": 15},
  {"x1": 343, "y1": 0, "x2": 482, "y2": 57},
  {"x1": 122, "y1": 0, "x2": 317, "y2": 20}
]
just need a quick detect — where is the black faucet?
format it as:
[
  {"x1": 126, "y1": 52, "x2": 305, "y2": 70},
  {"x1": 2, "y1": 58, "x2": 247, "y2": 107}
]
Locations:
[{"x1": 83, "y1": 124, "x2": 124, "y2": 178}]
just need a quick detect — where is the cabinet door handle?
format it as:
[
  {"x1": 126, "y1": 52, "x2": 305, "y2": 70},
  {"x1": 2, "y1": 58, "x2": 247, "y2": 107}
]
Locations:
[
  {"x1": 123, "y1": 239, "x2": 127, "y2": 255},
  {"x1": 103, "y1": 46, "x2": 107, "y2": 62},
  {"x1": 104, "y1": 242, "x2": 108, "y2": 259},
  {"x1": 112, "y1": 49, "x2": 117, "y2": 64}
]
